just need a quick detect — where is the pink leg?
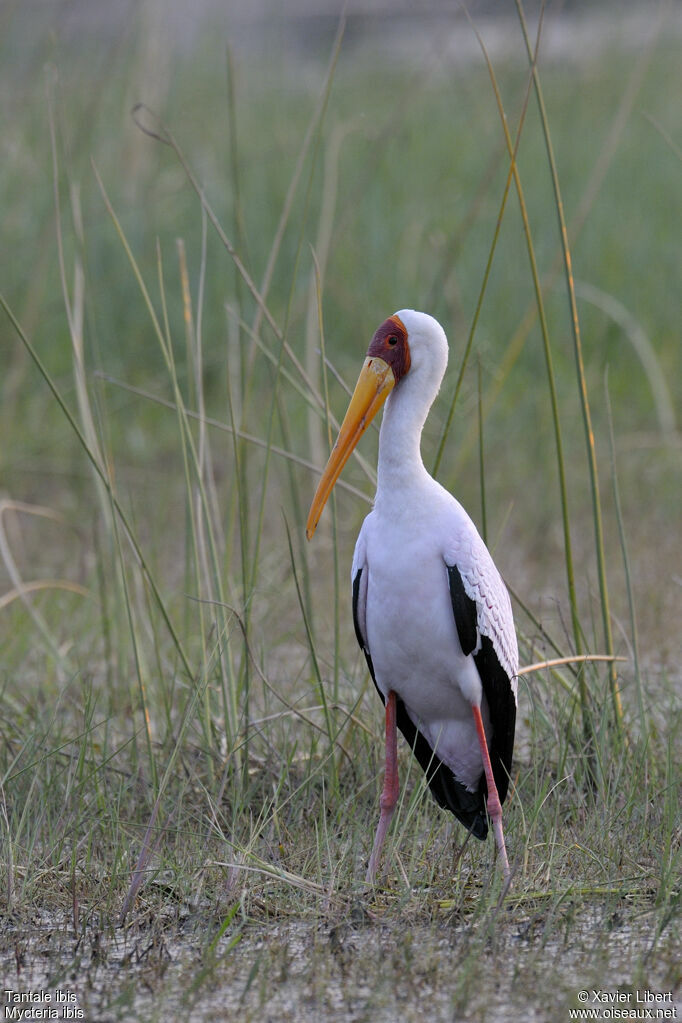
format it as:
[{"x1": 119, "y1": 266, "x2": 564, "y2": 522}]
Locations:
[
  {"x1": 472, "y1": 705, "x2": 511, "y2": 882},
  {"x1": 366, "y1": 690, "x2": 399, "y2": 884}
]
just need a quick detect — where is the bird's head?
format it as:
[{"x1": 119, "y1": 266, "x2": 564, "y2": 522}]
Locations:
[{"x1": 306, "y1": 309, "x2": 449, "y2": 539}]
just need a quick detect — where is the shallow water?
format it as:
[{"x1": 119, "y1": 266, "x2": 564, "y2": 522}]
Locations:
[{"x1": 2, "y1": 901, "x2": 679, "y2": 1022}]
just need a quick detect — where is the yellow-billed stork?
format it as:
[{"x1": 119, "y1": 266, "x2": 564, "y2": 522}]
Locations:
[{"x1": 306, "y1": 310, "x2": 517, "y2": 883}]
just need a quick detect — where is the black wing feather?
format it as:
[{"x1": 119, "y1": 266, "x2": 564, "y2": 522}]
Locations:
[
  {"x1": 352, "y1": 566, "x2": 488, "y2": 840},
  {"x1": 447, "y1": 564, "x2": 516, "y2": 806},
  {"x1": 473, "y1": 636, "x2": 516, "y2": 804},
  {"x1": 447, "y1": 564, "x2": 478, "y2": 656}
]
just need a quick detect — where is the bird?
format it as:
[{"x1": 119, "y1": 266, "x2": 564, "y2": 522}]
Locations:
[{"x1": 306, "y1": 309, "x2": 518, "y2": 884}]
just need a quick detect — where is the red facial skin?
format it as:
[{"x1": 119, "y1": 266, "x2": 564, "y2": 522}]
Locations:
[{"x1": 366, "y1": 315, "x2": 411, "y2": 385}]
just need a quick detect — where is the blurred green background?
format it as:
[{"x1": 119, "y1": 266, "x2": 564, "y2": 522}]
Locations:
[{"x1": 2, "y1": 0, "x2": 680, "y2": 681}]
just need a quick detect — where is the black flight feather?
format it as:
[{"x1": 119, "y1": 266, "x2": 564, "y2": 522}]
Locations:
[{"x1": 447, "y1": 563, "x2": 515, "y2": 805}]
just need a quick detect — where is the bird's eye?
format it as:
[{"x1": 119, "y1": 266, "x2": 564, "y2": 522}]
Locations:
[{"x1": 387, "y1": 335, "x2": 398, "y2": 346}]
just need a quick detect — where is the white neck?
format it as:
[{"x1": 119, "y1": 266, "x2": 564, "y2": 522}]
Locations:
[{"x1": 375, "y1": 368, "x2": 438, "y2": 507}]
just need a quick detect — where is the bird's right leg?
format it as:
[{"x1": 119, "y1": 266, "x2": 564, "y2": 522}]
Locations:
[
  {"x1": 472, "y1": 704, "x2": 511, "y2": 882},
  {"x1": 366, "y1": 689, "x2": 399, "y2": 884}
]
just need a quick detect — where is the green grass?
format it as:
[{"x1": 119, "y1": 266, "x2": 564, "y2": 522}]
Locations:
[{"x1": 1, "y1": 4, "x2": 681, "y2": 1020}]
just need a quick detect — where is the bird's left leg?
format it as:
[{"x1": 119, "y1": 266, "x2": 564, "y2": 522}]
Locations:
[
  {"x1": 366, "y1": 689, "x2": 399, "y2": 884},
  {"x1": 472, "y1": 704, "x2": 511, "y2": 882}
]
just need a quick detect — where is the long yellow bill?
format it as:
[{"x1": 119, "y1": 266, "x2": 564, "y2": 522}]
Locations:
[{"x1": 306, "y1": 356, "x2": 395, "y2": 540}]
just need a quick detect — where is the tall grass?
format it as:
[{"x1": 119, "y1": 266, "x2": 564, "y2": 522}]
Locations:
[{"x1": 1, "y1": 3, "x2": 680, "y2": 1017}]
